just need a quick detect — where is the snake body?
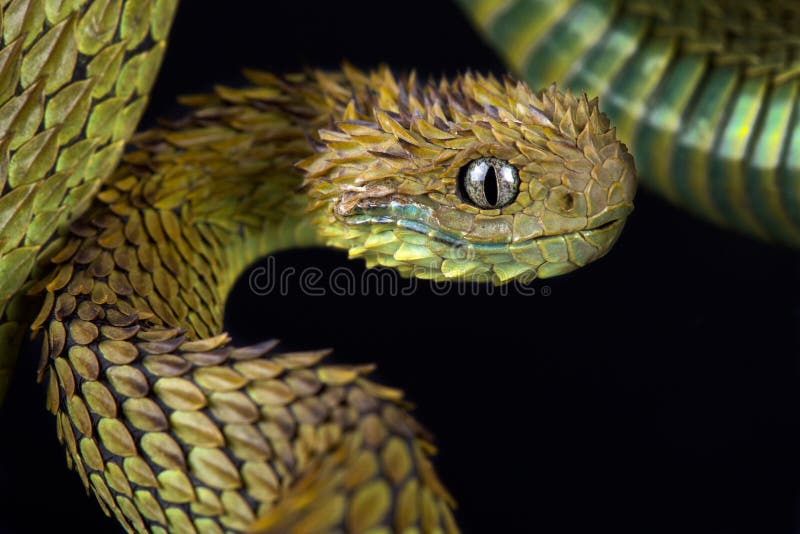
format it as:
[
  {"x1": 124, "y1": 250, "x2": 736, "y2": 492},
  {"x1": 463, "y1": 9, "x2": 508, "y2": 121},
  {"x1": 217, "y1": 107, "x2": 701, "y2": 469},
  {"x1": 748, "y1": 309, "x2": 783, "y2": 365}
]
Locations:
[
  {"x1": 458, "y1": 0, "x2": 800, "y2": 245},
  {"x1": 0, "y1": 1, "x2": 795, "y2": 533},
  {"x1": 27, "y1": 68, "x2": 462, "y2": 533}
]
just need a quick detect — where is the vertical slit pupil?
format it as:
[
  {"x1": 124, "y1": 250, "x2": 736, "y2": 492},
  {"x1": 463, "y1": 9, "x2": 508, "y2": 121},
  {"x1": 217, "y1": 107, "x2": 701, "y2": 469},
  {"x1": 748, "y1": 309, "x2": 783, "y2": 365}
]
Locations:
[{"x1": 484, "y1": 165, "x2": 498, "y2": 206}]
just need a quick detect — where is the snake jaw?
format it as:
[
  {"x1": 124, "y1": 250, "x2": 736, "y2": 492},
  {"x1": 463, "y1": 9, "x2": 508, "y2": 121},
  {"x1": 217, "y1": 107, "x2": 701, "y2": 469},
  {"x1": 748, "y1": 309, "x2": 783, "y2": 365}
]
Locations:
[{"x1": 316, "y1": 192, "x2": 630, "y2": 283}]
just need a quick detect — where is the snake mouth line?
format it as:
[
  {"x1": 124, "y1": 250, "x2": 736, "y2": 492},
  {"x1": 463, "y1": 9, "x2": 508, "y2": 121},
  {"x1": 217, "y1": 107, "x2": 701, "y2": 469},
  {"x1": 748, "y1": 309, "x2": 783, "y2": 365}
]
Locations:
[
  {"x1": 585, "y1": 217, "x2": 624, "y2": 234},
  {"x1": 342, "y1": 200, "x2": 628, "y2": 252}
]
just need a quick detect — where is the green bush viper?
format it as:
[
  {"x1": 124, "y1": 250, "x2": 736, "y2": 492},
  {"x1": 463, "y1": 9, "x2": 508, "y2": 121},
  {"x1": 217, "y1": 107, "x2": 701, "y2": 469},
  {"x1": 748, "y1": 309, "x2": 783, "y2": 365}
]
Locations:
[{"x1": 0, "y1": 0, "x2": 796, "y2": 532}]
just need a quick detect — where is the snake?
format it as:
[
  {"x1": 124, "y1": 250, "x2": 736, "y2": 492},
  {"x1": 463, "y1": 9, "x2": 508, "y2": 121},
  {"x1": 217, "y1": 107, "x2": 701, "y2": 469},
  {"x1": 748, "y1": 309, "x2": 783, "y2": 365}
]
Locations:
[{"x1": 0, "y1": 0, "x2": 795, "y2": 532}]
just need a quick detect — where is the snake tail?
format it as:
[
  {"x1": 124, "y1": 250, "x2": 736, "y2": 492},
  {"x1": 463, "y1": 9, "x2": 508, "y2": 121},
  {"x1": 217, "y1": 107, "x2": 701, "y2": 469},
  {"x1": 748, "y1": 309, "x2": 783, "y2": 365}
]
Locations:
[{"x1": 458, "y1": 0, "x2": 800, "y2": 245}]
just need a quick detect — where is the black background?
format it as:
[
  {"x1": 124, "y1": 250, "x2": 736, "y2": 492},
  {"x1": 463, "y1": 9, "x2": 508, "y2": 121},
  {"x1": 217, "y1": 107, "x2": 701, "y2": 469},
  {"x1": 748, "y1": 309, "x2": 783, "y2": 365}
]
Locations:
[{"x1": 3, "y1": 2, "x2": 800, "y2": 533}]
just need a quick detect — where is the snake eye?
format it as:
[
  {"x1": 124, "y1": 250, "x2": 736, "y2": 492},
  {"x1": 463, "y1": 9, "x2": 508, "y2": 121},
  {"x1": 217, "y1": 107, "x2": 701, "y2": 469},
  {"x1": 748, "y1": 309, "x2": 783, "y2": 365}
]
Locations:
[{"x1": 459, "y1": 158, "x2": 520, "y2": 209}]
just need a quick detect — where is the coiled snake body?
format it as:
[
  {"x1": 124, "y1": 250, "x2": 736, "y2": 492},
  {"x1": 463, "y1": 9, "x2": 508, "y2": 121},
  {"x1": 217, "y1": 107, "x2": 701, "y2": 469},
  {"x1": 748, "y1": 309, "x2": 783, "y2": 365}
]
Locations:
[{"x1": 0, "y1": 1, "x2": 796, "y2": 532}]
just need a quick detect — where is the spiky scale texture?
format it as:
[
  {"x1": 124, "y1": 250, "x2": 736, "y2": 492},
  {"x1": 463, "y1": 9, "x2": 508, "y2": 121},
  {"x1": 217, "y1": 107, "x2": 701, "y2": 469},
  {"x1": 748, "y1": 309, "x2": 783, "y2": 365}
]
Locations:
[
  {"x1": 5, "y1": 2, "x2": 637, "y2": 531},
  {"x1": 0, "y1": 0, "x2": 177, "y2": 405},
  {"x1": 30, "y1": 74, "x2": 469, "y2": 533}
]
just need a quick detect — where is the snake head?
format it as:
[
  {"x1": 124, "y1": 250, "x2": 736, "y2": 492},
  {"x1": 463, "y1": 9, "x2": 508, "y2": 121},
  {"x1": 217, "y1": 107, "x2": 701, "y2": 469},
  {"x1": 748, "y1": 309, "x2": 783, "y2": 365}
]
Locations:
[{"x1": 300, "y1": 67, "x2": 636, "y2": 283}]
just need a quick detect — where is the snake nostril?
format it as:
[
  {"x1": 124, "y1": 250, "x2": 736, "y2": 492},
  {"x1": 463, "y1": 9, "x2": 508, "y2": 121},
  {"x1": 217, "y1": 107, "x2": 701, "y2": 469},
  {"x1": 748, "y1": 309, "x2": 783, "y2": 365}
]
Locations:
[{"x1": 559, "y1": 192, "x2": 575, "y2": 212}]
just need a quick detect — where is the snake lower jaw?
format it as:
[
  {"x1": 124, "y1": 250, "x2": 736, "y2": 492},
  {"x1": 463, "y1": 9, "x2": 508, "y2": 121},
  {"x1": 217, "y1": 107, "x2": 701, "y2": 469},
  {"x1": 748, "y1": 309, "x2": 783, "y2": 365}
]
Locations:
[
  {"x1": 325, "y1": 203, "x2": 630, "y2": 283},
  {"x1": 502, "y1": 216, "x2": 630, "y2": 280}
]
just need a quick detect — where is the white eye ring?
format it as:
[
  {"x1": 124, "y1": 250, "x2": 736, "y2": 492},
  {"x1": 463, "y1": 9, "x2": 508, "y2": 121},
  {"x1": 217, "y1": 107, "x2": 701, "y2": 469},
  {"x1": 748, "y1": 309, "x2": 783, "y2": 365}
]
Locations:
[{"x1": 460, "y1": 157, "x2": 520, "y2": 209}]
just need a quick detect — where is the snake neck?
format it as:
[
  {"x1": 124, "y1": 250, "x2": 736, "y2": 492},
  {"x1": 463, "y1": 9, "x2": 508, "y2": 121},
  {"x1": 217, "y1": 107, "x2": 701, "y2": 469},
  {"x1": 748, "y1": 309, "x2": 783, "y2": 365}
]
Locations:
[
  {"x1": 33, "y1": 82, "x2": 330, "y2": 341},
  {"x1": 136, "y1": 93, "x2": 330, "y2": 314}
]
